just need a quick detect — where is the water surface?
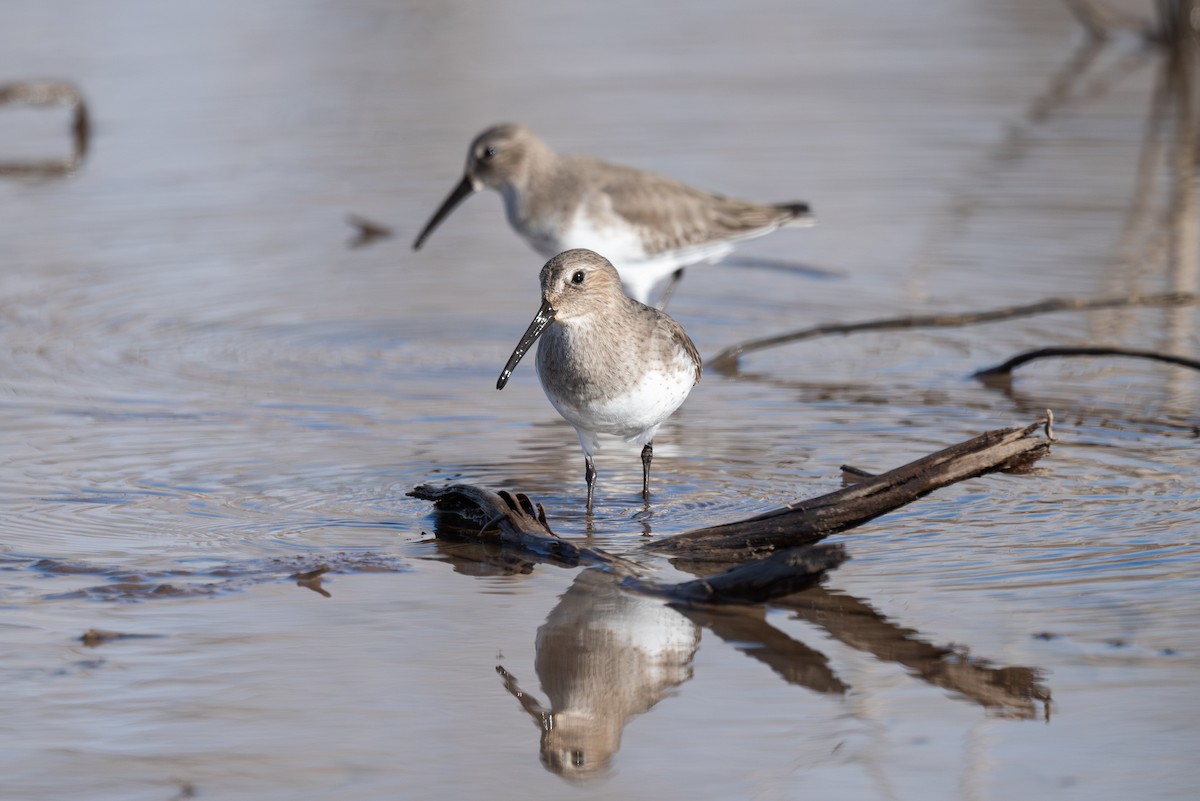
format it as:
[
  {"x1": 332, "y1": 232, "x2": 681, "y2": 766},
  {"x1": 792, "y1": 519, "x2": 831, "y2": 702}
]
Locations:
[{"x1": 1, "y1": 1, "x2": 1197, "y2": 799}]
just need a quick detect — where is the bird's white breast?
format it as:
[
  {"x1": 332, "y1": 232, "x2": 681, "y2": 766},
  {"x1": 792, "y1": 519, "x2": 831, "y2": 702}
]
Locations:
[{"x1": 538, "y1": 356, "x2": 694, "y2": 447}]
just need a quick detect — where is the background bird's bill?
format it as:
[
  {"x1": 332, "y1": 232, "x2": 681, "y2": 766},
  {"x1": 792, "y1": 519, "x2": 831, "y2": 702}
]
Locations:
[{"x1": 412, "y1": 174, "x2": 478, "y2": 250}]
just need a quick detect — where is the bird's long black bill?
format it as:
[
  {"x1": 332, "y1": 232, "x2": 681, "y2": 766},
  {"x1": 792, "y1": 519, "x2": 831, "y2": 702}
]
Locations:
[
  {"x1": 497, "y1": 299, "x2": 556, "y2": 390},
  {"x1": 412, "y1": 174, "x2": 477, "y2": 250}
]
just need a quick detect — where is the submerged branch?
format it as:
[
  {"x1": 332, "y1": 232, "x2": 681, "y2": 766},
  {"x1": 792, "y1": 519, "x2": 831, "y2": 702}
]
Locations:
[
  {"x1": 706, "y1": 291, "x2": 1200, "y2": 374},
  {"x1": 624, "y1": 545, "x2": 847, "y2": 606}
]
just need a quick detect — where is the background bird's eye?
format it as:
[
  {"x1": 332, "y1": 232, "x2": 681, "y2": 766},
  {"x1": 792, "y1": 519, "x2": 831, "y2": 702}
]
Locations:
[
  {"x1": 483, "y1": 145, "x2": 497, "y2": 159},
  {"x1": 571, "y1": 270, "x2": 585, "y2": 285}
]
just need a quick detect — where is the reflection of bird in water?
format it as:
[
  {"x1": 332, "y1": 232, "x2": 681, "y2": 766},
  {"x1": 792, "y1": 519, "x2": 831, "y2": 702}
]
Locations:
[{"x1": 498, "y1": 568, "x2": 699, "y2": 781}]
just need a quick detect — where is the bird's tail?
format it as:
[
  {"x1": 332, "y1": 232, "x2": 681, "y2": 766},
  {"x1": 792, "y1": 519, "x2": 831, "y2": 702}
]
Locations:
[{"x1": 776, "y1": 201, "x2": 816, "y2": 227}]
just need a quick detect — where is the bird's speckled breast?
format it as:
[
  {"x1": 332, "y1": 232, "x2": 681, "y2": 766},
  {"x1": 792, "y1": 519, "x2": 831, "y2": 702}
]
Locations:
[{"x1": 534, "y1": 314, "x2": 694, "y2": 441}]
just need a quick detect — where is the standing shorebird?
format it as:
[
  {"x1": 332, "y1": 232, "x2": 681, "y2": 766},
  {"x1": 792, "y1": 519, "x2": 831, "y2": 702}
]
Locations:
[
  {"x1": 413, "y1": 123, "x2": 814, "y2": 307},
  {"x1": 497, "y1": 249, "x2": 701, "y2": 512}
]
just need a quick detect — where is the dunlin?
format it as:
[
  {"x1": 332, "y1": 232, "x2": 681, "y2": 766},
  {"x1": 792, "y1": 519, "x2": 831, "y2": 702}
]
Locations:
[
  {"x1": 497, "y1": 249, "x2": 701, "y2": 512},
  {"x1": 414, "y1": 123, "x2": 813, "y2": 306}
]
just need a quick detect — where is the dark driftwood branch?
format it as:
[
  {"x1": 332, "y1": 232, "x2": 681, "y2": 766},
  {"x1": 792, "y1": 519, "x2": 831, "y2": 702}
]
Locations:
[
  {"x1": 975, "y1": 346, "x2": 1200, "y2": 380},
  {"x1": 706, "y1": 291, "x2": 1200, "y2": 373},
  {"x1": 409, "y1": 484, "x2": 847, "y2": 604},
  {"x1": 647, "y1": 419, "x2": 1052, "y2": 564},
  {"x1": 408, "y1": 485, "x2": 642, "y2": 575},
  {"x1": 411, "y1": 417, "x2": 1052, "y2": 602}
]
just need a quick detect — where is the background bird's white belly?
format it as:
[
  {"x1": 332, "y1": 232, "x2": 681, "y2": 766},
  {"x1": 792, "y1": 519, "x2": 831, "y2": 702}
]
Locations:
[
  {"x1": 557, "y1": 208, "x2": 649, "y2": 264},
  {"x1": 558, "y1": 209, "x2": 736, "y2": 303}
]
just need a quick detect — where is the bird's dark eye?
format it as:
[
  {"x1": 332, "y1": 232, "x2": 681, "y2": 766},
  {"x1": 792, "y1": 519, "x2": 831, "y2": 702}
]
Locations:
[
  {"x1": 483, "y1": 145, "x2": 497, "y2": 159},
  {"x1": 571, "y1": 270, "x2": 585, "y2": 285}
]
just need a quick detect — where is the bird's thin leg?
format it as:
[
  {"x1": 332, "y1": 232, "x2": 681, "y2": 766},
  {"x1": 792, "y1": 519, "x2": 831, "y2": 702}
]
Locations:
[
  {"x1": 641, "y1": 442, "x2": 653, "y2": 499},
  {"x1": 656, "y1": 268, "x2": 685, "y2": 309},
  {"x1": 584, "y1": 455, "x2": 596, "y2": 514}
]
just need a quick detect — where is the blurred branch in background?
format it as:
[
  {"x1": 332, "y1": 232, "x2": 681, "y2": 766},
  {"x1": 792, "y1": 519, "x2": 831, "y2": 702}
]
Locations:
[
  {"x1": 1030, "y1": 1, "x2": 1151, "y2": 123},
  {"x1": 706, "y1": 291, "x2": 1200, "y2": 373},
  {"x1": 1158, "y1": 0, "x2": 1198, "y2": 289},
  {"x1": 1114, "y1": 0, "x2": 1199, "y2": 290},
  {"x1": 1060, "y1": 0, "x2": 1147, "y2": 39},
  {"x1": 0, "y1": 79, "x2": 89, "y2": 178}
]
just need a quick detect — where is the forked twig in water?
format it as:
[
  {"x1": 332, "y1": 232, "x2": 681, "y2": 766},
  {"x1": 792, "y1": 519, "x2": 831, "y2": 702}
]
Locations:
[{"x1": 974, "y1": 346, "x2": 1200, "y2": 381}]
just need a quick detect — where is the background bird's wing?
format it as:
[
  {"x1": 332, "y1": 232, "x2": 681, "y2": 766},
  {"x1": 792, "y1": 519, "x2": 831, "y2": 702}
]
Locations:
[{"x1": 583, "y1": 159, "x2": 802, "y2": 256}]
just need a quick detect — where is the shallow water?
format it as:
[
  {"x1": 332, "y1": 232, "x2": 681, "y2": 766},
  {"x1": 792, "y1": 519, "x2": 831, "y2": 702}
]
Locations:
[{"x1": 2, "y1": 1, "x2": 1198, "y2": 799}]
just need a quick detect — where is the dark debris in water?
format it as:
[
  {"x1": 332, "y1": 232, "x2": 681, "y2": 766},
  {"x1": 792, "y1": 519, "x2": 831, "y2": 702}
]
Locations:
[
  {"x1": 0, "y1": 79, "x2": 90, "y2": 178},
  {"x1": 346, "y1": 213, "x2": 394, "y2": 248},
  {"x1": 1031, "y1": 630, "x2": 1184, "y2": 659},
  {"x1": 168, "y1": 780, "x2": 197, "y2": 801},
  {"x1": 55, "y1": 658, "x2": 106, "y2": 676},
  {"x1": 79, "y1": 628, "x2": 166, "y2": 647},
  {"x1": 15, "y1": 552, "x2": 410, "y2": 603}
]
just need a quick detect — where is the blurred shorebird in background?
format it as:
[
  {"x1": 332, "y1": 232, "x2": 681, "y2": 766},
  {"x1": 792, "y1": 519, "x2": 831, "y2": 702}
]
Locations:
[{"x1": 414, "y1": 123, "x2": 814, "y2": 307}]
